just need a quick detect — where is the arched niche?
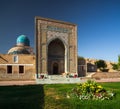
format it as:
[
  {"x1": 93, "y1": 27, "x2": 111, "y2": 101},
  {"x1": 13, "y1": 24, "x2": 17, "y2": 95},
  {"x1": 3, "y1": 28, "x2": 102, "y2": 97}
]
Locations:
[{"x1": 47, "y1": 38, "x2": 66, "y2": 74}]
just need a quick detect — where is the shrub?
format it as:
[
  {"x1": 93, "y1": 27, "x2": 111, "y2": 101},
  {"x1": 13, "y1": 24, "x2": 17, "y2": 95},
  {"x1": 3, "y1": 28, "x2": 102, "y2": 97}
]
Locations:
[{"x1": 100, "y1": 69, "x2": 109, "y2": 72}]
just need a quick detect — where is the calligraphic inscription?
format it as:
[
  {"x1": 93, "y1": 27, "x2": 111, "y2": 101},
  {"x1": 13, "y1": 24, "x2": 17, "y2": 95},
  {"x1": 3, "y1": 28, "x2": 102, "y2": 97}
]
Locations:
[{"x1": 47, "y1": 25, "x2": 69, "y2": 33}]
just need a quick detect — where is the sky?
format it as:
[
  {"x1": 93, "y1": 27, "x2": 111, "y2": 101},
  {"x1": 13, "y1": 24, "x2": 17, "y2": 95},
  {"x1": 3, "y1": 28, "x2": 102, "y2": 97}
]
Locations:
[{"x1": 0, "y1": 0, "x2": 120, "y2": 62}]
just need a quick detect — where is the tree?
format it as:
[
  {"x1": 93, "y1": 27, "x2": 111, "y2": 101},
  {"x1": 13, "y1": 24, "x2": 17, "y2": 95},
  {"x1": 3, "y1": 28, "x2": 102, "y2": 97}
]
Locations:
[
  {"x1": 111, "y1": 63, "x2": 118, "y2": 70},
  {"x1": 111, "y1": 55, "x2": 120, "y2": 71},
  {"x1": 95, "y1": 60, "x2": 107, "y2": 72},
  {"x1": 78, "y1": 56, "x2": 84, "y2": 60},
  {"x1": 117, "y1": 55, "x2": 120, "y2": 70}
]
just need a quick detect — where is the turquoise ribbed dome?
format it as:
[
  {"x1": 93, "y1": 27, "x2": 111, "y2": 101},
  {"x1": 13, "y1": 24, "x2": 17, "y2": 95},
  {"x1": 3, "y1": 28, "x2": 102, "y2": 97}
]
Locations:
[{"x1": 17, "y1": 35, "x2": 30, "y2": 46}]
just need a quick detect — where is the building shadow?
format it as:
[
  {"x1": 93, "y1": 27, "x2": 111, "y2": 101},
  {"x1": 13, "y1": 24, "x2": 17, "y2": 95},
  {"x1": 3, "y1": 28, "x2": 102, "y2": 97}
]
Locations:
[
  {"x1": 0, "y1": 84, "x2": 45, "y2": 109},
  {"x1": 34, "y1": 84, "x2": 45, "y2": 109}
]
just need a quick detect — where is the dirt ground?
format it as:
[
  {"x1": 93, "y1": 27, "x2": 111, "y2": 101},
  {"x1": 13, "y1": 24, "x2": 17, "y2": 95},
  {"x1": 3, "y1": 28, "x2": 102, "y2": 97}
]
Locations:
[
  {"x1": 0, "y1": 80, "x2": 36, "y2": 86},
  {"x1": 95, "y1": 78, "x2": 120, "y2": 83}
]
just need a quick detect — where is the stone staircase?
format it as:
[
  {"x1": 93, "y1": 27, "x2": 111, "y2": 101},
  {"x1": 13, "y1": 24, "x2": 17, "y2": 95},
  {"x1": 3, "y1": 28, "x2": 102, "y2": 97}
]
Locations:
[{"x1": 36, "y1": 75, "x2": 84, "y2": 84}]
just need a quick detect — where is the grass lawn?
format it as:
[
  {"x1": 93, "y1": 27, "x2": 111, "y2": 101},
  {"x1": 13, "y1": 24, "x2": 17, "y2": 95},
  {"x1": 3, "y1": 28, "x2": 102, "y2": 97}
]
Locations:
[{"x1": 0, "y1": 82, "x2": 120, "y2": 109}]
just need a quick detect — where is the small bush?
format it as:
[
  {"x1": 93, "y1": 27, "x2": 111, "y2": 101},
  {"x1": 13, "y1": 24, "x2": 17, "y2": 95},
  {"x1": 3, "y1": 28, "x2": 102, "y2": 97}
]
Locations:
[{"x1": 100, "y1": 69, "x2": 109, "y2": 72}]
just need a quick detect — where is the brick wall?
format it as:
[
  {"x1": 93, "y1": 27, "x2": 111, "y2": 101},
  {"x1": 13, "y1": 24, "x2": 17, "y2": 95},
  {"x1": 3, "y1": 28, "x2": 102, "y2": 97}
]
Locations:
[{"x1": 0, "y1": 54, "x2": 36, "y2": 80}]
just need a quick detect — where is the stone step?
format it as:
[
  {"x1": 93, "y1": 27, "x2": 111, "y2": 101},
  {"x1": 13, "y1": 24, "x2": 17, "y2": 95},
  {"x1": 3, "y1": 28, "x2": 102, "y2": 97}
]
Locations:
[
  {"x1": 48, "y1": 75, "x2": 66, "y2": 80},
  {"x1": 36, "y1": 75, "x2": 85, "y2": 84}
]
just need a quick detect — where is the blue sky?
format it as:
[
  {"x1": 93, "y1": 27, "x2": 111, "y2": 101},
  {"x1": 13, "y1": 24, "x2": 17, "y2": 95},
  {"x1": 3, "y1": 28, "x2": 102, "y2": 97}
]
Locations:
[{"x1": 0, "y1": 0, "x2": 120, "y2": 62}]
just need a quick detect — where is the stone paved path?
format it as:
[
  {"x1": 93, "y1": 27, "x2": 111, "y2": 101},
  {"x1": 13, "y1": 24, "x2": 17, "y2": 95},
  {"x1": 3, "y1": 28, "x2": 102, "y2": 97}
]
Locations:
[{"x1": 0, "y1": 78, "x2": 120, "y2": 86}]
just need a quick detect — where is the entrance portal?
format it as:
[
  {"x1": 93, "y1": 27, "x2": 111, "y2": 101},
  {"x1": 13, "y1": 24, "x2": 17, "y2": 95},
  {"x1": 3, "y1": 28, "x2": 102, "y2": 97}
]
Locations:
[
  {"x1": 36, "y1": 17, "x2": 78, "y2": 77},
  {"x1": 48, "y1": 39, "x2": 65, "y2": 75},
  {"x1": 53, "y1": 63, "x2": 58, "y2": 74}
]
